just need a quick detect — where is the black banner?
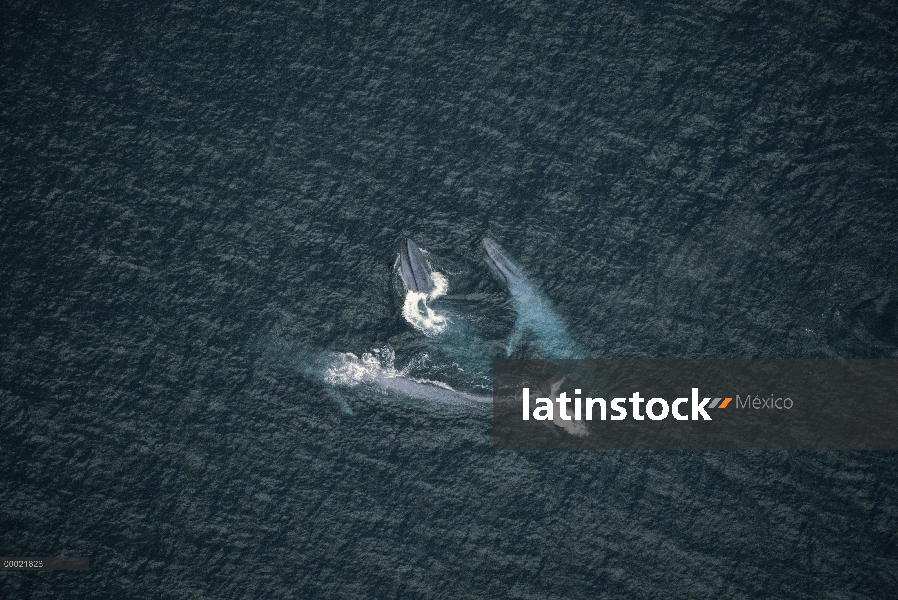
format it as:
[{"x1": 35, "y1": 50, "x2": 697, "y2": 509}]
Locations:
[{"x1": 493, "y1": 360, "x2": 898, "y2": 450}]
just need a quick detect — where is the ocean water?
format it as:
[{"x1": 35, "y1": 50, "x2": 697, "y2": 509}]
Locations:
[{"x1": 2, "y1": 1, "x2": 897, "y2": 598}]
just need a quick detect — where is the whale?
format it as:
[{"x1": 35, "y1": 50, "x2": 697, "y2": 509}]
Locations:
[
  {"x1": 394, "y1": 238, "x2": 493, "y2": 386},
  {"x1": 356, "y1": 364, "x2": 492, "y2": 405},
  {"x1": 317, "y1": 347, "x2": 492, "y2": 405},
  {"x1": 482, "y1": 238, "x2": 585, "y2": 359},
  {"x1": 260, "y1": 340, "x2": 491, "y2": 410},
  {"x1": 398, "y1": 237, "x2": 435, "y2": 294}
]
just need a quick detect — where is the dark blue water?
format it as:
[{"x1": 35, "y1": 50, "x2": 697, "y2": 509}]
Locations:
[{"x1": 2, "y1": 1, "x2": 897, "y2": 597}]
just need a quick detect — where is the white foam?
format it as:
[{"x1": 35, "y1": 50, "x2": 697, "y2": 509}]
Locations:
[
  {"x1": 323, "y1": 347, "x2": 398, "y2": 387},
  {"x1": 321, "y1": 346, "x2": 482, "y2": 404},
  {"x1": 402, "y1": 271, "x2": 449, "y2": 336}
]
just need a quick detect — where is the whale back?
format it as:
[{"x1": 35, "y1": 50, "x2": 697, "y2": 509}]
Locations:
[{"x1": 399, "y1": 237, "x2": 435, "y2": 294}]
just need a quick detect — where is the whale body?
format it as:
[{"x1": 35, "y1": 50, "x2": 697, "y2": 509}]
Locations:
[
  {"x1": 398, "y1": 237, "x2": 435, "y2": 294},
  {"x1": 261, "y1": 340, "x2": 491, "y2": 409},
  {"x1": 482, "y1": 238, "x2": 585, "y2": 359}
]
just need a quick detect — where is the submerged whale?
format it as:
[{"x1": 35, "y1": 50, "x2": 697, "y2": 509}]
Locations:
[
  {"x1": 398, "y1": 237, "x2": 435, "y2": 294},
  {"x1": 482, "y1": 238, "x2": 585, "y2": 359}
]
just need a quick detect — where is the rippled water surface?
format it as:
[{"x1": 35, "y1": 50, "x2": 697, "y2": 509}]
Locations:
[{"x1": 2, "y1": 1, "x2": 897, "y2": 598}]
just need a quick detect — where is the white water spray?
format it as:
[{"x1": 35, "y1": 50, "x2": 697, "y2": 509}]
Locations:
[
  {"x1": 323, "y1": 346, "x2": 400, "y2": 387},
  {"x1": 320, "y1": 345, "x2": 490, "y2": 404},
  {"x1": 402, "y1": 271, "x2": 449, "y2": 336}
]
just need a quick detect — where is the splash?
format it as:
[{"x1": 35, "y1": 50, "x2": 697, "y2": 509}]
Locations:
[
  {"x1": 319, "y1": 345, "x2": 490, "y2": 404},
  {"x1": 398, "y1": 263, "x2": 491, "y2": 382},
  {"x1": 323, "y1": 346, "x2": 442, "y2": 388},
  {"x1": 402, "y1": 271, "x2": 449, "y2": 336},
  {"x1": 323, "y1": 346, "x2": 399, "y2": 387},
  {"x1": 260, "y1": 336, "x2": 491, "y2": 414}
]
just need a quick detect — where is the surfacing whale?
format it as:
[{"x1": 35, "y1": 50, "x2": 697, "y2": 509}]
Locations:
[
  {"x1": 261, "y1": 340, "x2": 491, "y2": 409},
  {"x1": 396, "y1": 237, "x2": 448, "y2": 336},
  {"x1": 398, "y1": 237, "x2": 435, "y2": 294},
  {"x1": 482, "y1": 238, "x2": 585, "y2": 359},
  {"x1": 395, "y1": 238, "x2": 493, "y2": 386}
]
